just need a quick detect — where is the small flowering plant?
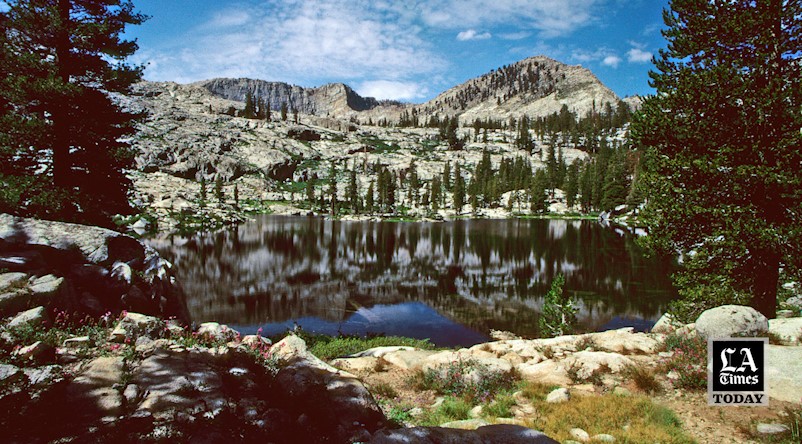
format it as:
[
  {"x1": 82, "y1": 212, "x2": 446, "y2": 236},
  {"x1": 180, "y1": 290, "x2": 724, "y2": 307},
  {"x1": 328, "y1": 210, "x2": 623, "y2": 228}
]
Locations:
[
  {"x1": 417, "y1": 357, "x2": 519, "y2": 404},
  {"x1": 660, "y1": 333, "x2": 708, "y2": 390}
]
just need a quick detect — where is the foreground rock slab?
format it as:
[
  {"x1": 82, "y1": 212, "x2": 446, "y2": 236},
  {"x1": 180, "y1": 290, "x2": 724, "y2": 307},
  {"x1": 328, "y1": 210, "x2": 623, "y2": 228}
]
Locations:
[
  {"x1": 766, "y1": 345, "x2": 802, "y2": 404},
  {"x1": 370, "y1": 424, "x2": 559, "y2": 443}
]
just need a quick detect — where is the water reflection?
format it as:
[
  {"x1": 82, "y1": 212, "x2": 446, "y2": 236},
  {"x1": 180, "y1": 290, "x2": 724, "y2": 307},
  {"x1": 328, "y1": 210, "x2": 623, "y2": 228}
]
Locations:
[{"x1": 147, "y1": 216, "x2": 677, "y2": 346}]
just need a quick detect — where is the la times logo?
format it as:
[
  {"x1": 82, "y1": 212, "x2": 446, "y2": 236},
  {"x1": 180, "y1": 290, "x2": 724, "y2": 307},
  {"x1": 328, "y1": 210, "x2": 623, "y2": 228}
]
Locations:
[{"x1": 708, "y1": 338, "x2": 768, "y2": 406}]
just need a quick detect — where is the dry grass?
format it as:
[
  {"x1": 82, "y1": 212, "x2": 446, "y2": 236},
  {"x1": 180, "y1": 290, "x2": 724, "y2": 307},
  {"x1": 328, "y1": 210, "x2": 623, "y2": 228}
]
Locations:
[
  {"x1": 523, "y1": 389, "x2": 695, "y2": 443},
  {"x1": 622, "y1": 364, "x2": 663, "y2": 395},
  {"x1": 373, "y1": 357, "x2": 390, "y2": 372},
  {"x1": 369, "y1": 381, "x2": 399, "y2": 399},
  {"x1": 575, "y1": 335, "x2": 599, "y2": 351}
]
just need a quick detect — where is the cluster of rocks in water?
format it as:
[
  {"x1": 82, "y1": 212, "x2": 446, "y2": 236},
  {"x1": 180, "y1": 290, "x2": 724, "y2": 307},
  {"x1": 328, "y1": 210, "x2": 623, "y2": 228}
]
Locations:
[{"x1": 1, "y1": 213, "x2": 800, "y2": 442}]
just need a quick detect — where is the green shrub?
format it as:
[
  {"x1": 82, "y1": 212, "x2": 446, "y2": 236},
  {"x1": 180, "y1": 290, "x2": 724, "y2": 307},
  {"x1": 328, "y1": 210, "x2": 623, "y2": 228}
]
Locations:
[
  {"x1": 417, "y1": 397, "x2": 472, "y2": 426},
  {"x1": 276, "y1": 329, "x2": 437, "y2": 361},
  {"x1": 539, "y1": 274, "x2": 578, "y2": 337},
  {"x1": 482, "y1": 392, "x2": 516, "y2": 418},
  {"x1": 660, "y1": 333, "x2": 708, "y2": 390},
  {"x1": 416, "y1": 358, "x2": 519, "y2": 404}
]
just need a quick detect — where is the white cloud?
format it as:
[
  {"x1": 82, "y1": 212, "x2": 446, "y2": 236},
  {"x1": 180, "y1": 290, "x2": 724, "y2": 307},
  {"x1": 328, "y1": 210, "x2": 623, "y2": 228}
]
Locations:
[
  {"x1": 571, "y1": 47, "x2": 618, "y2": 65},
  {"x1": 138, "y1": 0, "x2": 445, "y2": 85},
  {"x1": 457, "y1": 29, "x2": 492, "y2": 41},
  {"x1": 499, "y1": 31, "x2": 531, "y2": 40},
  {"x1": 627, "y1": 47, "x2": 652, "y2": 63},
  {"x1": 603, "y1": 55, "x2": 622, "y2": 68},
  {"x1": 357, "y1": 80, "x2": 429, "y2": 101},
  {"x1": 419, "y1": 0, "x2": 602, "y2": 38},
  {"x1": 206, "y1": 10, "x2": 251, "y2": 29}
]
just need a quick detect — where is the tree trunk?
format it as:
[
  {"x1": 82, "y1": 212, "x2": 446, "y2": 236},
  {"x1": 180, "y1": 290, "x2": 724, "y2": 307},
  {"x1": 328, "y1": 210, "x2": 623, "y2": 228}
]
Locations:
[
  {"x1": 52, "y1": 0, "x2": 72, "y2": 188},
  {"x1": 751, "y1": 248, "x2": 779, "y2": 319}
]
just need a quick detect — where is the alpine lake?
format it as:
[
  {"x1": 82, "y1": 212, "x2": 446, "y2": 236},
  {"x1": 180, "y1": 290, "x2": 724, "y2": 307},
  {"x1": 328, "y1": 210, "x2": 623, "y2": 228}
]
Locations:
[{"x1": 146, "y1": 215, "x2": 677, "y2": 347}]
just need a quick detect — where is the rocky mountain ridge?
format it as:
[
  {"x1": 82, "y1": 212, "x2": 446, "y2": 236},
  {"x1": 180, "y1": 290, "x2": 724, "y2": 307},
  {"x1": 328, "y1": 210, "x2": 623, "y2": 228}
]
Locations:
[
  {"x1": 193, "y1": 56, "x2": 627, "y2": 124},
  {"x1": 196, "y1": 79, "x2": 400, "y2": 118},
  {"x1": 416, "y1": 55, "x2": 623, "y2": 123}
]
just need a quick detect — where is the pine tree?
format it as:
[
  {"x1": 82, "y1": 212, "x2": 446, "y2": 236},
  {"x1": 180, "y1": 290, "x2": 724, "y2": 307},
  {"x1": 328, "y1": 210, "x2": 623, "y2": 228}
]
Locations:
[
  {"x1": 407, "y1": 160, "x2": 419, "y2": 206},
  {"x1": 539, "y1": 274, "x2": 578, "y2": 337},
  {"x1": 280, "y1": 102, "x2": 288, "y2": 121},
  {"x1": 453, "y1": 163, "x2": 465, "y2": 214},
  {"x1": 445, "y1": 116, "x2": 462, "y2": 150},
  {"x1": 545, "y1": 140, "x2": 558, "y2": 193},
  {"x1": 214, "y1": 176, "x2": 224, "y2": 203},
  {"x1": 631, "y1": 0, "x2": 802, "y2": 319},
  {"x1": 306, "y1": 178, "x2": 315, "y2": 208},
  {"x1": 529, "y1": 170, "x2": 548, "y2": 214},
  {"x1": 0, "y1": 0, "x2": 147, "y2": 225},
  {"x1": 328, "y1": 161, "x2": 338, "y2": 216},
  {"x1": 565, "y1": 161, "x2": 580, "y2": 210},
  {"x1": 579, "y1": 162, "x2": 594, "y2": 212},
  {"x1": 601, "y1": 149, "x2": 630, "y2": 211},
  {"x1": 256, "y1": 96, "x2": 266, "y2": 120},
  {"x1": 347, "y1": 163, "x2": 359, "y2": 213},
  {"x1": 243, "y1": 90, "x2": 256, "y2": 119},
  {"x1": 442, "y1": 161, "x2": 452, "y2": 192},
  {"x1": 557, "y1": 147, "x2": 567, "y2": 189},
  {"x1": 431, "y1": 176, "x2": 442, "y2": 212},
  {"x1": 385, "y1": 170, "x2": 398, "y2": 214},
  {"x1": 199, "y1": 177, "x2": 208, "y2": 208},
  {"x1": 365, "y1": 180, "x2": 375, "y2": 215}
]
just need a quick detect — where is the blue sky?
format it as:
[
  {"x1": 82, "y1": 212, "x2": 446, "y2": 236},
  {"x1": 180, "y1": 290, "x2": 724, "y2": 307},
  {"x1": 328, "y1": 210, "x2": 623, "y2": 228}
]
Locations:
[{"x1": 120, "y1": 0, "x2": 669, "y2": 102}]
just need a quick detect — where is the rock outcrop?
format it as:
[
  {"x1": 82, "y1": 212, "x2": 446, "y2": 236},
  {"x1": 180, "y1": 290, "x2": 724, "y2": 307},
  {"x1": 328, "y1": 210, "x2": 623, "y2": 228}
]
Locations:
[
  {"x1": 196, "y1": 79, "x2": 393, "y2": 117},
  {"x1": 694, "y1": 305, "x2": 769, "y2": 339},
  {"x1": 0, "y1": 213, "x2": 189, "y2": 322}
]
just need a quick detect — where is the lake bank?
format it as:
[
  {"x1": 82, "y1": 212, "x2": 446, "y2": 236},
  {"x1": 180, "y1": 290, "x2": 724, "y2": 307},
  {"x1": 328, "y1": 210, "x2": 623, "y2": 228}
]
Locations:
[
  {"x1": 1, "y1": 214, "x2": 799, "y2": 443},
  {"x1": 1, "y1": 307, "x2": 799, "y2": 443}
]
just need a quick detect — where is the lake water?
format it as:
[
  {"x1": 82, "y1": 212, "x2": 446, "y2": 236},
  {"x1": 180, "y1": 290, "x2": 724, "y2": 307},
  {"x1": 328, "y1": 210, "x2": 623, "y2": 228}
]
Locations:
[{"x1": 147, "y1": 216, "x2": 677, "y2": 347}]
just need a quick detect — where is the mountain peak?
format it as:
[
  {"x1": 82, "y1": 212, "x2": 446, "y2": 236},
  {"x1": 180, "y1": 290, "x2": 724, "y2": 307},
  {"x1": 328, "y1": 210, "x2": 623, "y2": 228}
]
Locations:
[
  {"x1": 193, "y1": 55, "x2": 621, "y2": 122},
  {"x1": 415, "y1": 55, "x2": 620, "y2": 122}
]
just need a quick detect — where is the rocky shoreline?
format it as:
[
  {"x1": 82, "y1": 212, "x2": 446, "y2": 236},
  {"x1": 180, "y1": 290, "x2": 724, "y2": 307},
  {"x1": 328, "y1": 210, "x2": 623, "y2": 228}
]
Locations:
[{"x1": 1, "y1": 214, "x2": 800, "y2": 443}]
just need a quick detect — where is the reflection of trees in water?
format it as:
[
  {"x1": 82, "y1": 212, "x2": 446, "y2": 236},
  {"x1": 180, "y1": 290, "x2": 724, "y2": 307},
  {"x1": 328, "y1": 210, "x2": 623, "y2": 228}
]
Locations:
[{"x1": 147, "y1": 216, "x2": 676, "y2": 335}]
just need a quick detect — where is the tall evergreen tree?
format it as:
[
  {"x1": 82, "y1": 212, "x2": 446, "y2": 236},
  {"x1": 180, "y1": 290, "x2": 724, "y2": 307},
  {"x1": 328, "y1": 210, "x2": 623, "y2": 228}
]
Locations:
[
  {"x1": 565, "y1": 160, "x2": 580, "y2": 210},
  {"x1": 243, "y1": 90, "x2": 256, "y2": 119},
  {"x1": 545, "y1": 141, "x2": 558, "y2": 193},
  {"x1": 328, "y1": 161, "x2": 338, "y2": 216},
  {"x1": 306, "y1": 178, "x2": 315, "y2": 208},
  {"x1": 601, "y1": 149, "x2": 630, "y2": 211},
  {"x1": 347, "y1": 162, "x2": 360, "y2": 213},
  {"x1": 529, "y1": 169, "x2": 548, "y2": 214},
  {"x1": 0, "y1": 0, "x2": 147, "y2": 225},
  {"x1": 365, "y1": 180, "x2": 375, "y2": 215},
  {"x1": 631, "y1": 0, "x2": 802, "y2": 319},
  {"x1": 431, "y1": 176, "x2": 442, "y2": 212},
  {"x1": 452, "y1": 163, "x2": 465, "y2": 215},
  {"x1": 214, "y1": 175, "x2": 224, "y2": 203},
  {"x1": 442, "y1": 160, "x2": 452, "y2": 192},
  {"x1": 407, "y1": 160, "x2": 419, "y2": 206}
]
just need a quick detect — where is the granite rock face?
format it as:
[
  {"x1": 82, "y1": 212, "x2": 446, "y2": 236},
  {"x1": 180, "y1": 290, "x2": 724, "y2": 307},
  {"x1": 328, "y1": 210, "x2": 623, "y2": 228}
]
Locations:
[
  {"x1": 0, "y1": 213, "x2": 189, "y2": 322},
  {"x1": 694, "y1": 305, "x2": 769, "y2": 339}
]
